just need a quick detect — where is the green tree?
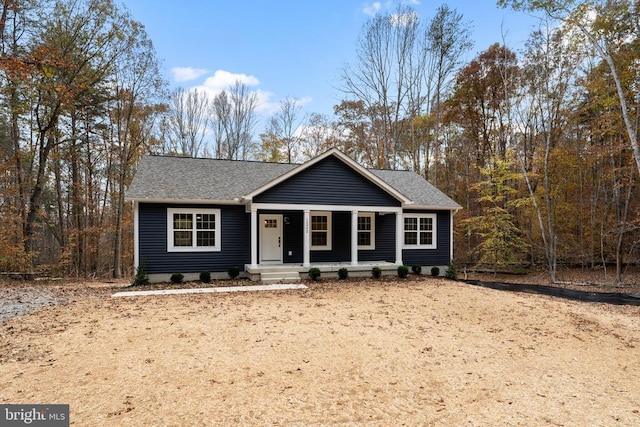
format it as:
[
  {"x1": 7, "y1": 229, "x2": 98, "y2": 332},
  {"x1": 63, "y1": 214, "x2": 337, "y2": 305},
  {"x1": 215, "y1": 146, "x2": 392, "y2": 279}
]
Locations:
[{"x1": 464, "y1": 152, "x2": 528, "y2": 271}]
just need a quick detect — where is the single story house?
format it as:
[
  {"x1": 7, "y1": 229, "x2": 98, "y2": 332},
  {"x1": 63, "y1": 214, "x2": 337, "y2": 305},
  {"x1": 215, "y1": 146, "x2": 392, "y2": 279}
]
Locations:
[{"x1": 127, "y1": 148, "x2": 461, "y2": 283}]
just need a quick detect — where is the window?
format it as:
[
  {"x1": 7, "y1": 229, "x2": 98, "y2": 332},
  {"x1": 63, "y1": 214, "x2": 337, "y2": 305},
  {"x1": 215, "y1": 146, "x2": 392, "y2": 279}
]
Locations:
[
  {"x1": 403, "y1": 213, "x2": 436, "y2": 249},
  {"x1": 357, "y1": 213, "x2": 375, "y2": 250},
  {"x1": 310, "y1": 211, "x2": 331, "y2": 250},
  {"x1": 167, "y1": 208, "x2": 221, "y2": 252}
]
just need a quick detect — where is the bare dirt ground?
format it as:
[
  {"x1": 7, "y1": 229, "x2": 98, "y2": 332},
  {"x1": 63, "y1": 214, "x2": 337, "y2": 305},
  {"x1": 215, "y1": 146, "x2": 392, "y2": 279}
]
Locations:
[{"x1": 1, "y1": 275, "x2": 639, "y2": 426}]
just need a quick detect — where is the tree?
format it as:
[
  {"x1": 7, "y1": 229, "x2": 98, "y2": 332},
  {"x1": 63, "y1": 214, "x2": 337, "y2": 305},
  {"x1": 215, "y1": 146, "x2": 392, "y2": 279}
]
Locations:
[
  {"x1": 420, "y1": 5, "x2": 474, "y2": 183},
  {"x1": 464, "y1": 151, "x2": 529, "y2": 271},
  {"x1": 259, "y1": 96, "x2": 304, "y2": 163},
  {"x1": 107, "y1": 21, "x2": 165, "y2": 278},
  {"x1": 514, "y1": 22, "x2": 583, "y2": 282},
  {"x1": 340, "y1": 4, "x2": 472, "y2": 172},
  {"x1": 498, "y1": 0, "x2": 640, "y2": 177},
  {"x1": 15, "y1": 0, "x2": 138, "y2": 256},
  {"x1": 211, "y1": 80, "x2": 258, "y2": 160},
  {"x1": 298, "y1": 112, "x2": 340, "y2": 161},
  {"x1": 340, "y1": 4, "x2": 423, "y2": 168},
  {"x1": 165, "y1": 87, "x2": 209, "y2": 157}
]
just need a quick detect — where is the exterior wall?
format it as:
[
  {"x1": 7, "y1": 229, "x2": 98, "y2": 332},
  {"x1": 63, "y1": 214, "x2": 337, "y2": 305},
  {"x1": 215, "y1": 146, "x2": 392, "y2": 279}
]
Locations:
[
  {"x1": 402, "y1": 209, "x2": 451, "y2": 267},
  {"x1": 310, "y1": 211, "x2": 351, "y2": 263},
  {"x1": 358, "y1": 213, "x2": 396, "y2": 263},
  {"x1": 138, "y1": 205, "x2": 453, "y2": 275},
  {"x1": 262, "y1": 211, "x2": 399, "y2": 265},
  {"x1": 254, "y1": 156, "x2": 401, "y2": 207},
  {"x1": 139, "y1": 203, "x2": 250, "y2": 274}
]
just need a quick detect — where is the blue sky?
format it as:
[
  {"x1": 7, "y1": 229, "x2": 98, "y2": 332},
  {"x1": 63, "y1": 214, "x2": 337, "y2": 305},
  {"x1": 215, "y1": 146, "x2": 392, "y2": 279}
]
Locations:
[{"x1": 119, "y1": 0, "x2": 543, "y2": 119}]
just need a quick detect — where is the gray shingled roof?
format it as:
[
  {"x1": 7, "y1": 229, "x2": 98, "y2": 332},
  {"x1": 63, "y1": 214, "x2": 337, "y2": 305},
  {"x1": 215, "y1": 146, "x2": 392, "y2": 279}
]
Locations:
[
  {"x1": 370, "y1": 169, "x2": 461, "y2": 209},
  {"x1": 127, "y1": 154, "x2": 461, "y2": 209}
]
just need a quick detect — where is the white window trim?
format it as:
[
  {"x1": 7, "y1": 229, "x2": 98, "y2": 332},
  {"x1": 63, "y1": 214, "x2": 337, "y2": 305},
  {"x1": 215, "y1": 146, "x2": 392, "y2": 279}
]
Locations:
[
  {"x1": 310, "y1": 211, "x2": 332, "y2": 250},
  {"x1": 403, "y1": 213, "x2": 437, "y2": 249},
  {"x1": 167, "y1": 208, "x2": 221, "y2": 252},
  {"x1": 357, "y1": 212, "x2": 375, "y2": 250}
]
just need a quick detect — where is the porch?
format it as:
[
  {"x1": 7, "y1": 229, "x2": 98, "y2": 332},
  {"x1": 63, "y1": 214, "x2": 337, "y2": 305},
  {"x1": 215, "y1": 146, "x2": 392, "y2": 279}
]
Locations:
[{"x1": 245, "y1": 261, "x2": 401, "y2": 284}]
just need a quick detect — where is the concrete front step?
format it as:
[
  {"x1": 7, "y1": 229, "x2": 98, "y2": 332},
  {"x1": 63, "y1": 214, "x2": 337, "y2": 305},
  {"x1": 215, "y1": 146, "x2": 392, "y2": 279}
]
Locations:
[{"x1": 260, "y1": 270, "x2": 301, "y2": 284}]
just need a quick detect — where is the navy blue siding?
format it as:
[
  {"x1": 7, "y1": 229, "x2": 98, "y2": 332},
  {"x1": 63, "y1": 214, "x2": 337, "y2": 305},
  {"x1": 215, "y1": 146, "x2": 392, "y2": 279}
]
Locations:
[
  {"x1": 254, "y1": 156, "x2": 401, "y2": 206},
  {"x1": 358, "y1": 213, "x2": 396, "y2": 262},
  {"x1": 310, "y1": 211, "x2": 351, "y2": 263},
  {"x1": 402, "y1": 210, "x2": 451, "y2": 266},
  {"x1": 139, "y1": 203, "x2": 250, "y2": 274}
]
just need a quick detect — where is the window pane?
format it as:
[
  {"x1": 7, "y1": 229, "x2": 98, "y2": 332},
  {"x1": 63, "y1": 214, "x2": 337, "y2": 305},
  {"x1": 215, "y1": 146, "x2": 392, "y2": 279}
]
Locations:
[
  {"x1": 174, "y1": 213, "x2": 192, "y2": 230},
  {"x1": 311, "y1": 216, "x2": 327, "y2": 231},
  {"x1": 311, "y1": 231, "x2": 327, "y2": 246},
  {"x1": 404, "y1": 217, "x2": 417, "y2": 231},
  {"x1": 174, "y1": 230, "x2": 192, "y2": 246},
  {"x1": 420, "y1": 217, "x2": 433, "y2": 231},
  {"x1": 197, "y1": 214, "x2": 215, "y2": 230},
  {"x1": 358, "y1": 216, "x2": 371, "y2": 231},
  {"x1": 358, "y1": 231, "x2": 370, "y2": 246},
  {"x1": 197, "y1": 230, "x2": 216, "y2": 247},
  {"x1": 264, "y1": 219, "x2": 277, "y2": 228},
  {"x1": 405, "y1": 231, "x2": 417, "y2": 245},
  {"x1": 420, "y1": 232, "x2": 433, "y2": 245}
]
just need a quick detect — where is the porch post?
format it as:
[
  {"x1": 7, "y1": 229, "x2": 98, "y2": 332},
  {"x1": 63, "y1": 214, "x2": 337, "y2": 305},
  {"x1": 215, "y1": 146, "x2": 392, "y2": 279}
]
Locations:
[
  {"x1": 351, "y1": 210, "x2": 358, "y2": 265},
  {"x1": 396, "y1": 211, "x2": 403, "y2": 265},
  {"x1": 133, "y1": 201, "x2": 139, "y2": 269},
  {"x1": 450, "y1": 210, "x2": 454, "y2": 261},
  {"x1": 250, "y1": 208, "x2": 258, "y2": 268},
  {"x1": 303, "y1": 209, "x2": 310, "y2": 267}
]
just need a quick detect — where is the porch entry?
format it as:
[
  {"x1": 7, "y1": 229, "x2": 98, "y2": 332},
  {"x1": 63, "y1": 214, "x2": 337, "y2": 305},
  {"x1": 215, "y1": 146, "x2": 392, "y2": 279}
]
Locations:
[{"x1": 259, "y1": 214, "x2": 283, "y2": 264}]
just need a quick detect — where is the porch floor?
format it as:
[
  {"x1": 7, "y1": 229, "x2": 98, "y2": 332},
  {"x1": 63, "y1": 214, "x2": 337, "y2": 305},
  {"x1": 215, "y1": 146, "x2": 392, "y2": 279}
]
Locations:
[{"x1": 245, "y1": 261, "x2": 401, "y2": 282}]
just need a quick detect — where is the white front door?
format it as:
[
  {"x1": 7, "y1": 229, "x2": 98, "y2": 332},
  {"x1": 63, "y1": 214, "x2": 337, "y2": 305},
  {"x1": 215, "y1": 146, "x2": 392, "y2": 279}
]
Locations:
[{"x1": 260, "y1": 214, "x2": 283, "y2": 264}]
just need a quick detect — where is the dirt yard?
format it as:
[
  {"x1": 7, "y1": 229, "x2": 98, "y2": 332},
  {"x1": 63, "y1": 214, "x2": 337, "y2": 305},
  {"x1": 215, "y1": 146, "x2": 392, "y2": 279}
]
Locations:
[{"x1": 1, "y1": 277, "x2": 639, "y2": 426}]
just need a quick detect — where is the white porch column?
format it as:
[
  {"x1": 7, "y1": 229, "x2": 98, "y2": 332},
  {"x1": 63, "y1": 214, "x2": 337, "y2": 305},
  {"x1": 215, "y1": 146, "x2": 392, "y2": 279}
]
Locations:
[
  {"x1": 133, "y1": 201, "x2": 139, "y2": 269},
  {"x1": 351, "y1": 210, "x2": 359, "y2": 266},
  {"x1": 396, "y1": 211, "x2": 403, "y2": 265},
  {"x1": 250, "y1": 208, "x2": 258, "y2": 268},
  {"x1": 450, "y1": 210, "x2": 454, "y2": 261},
  {"x1": 303, "y1": 209, "x2": 310, "y2": 267}
]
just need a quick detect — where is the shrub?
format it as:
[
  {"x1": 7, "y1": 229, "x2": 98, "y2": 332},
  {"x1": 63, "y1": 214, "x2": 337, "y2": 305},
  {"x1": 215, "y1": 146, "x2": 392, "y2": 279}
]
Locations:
[
  {"x1": 170, "y1": 273, "x2": 184, "y2": 284},
  {"x1": 372, "y1": 266, "x2": 382, "y2": 279},
  {"x1": 445, "y1": 260, "x2": 457, "y2": 280},
  {"x1": 199, "y1": 271, "x2": 211, "y2": 283},
  {"x1": 397, "y1": 265, "x2": 409, "y2": 279},
  {"x1": 131, "y1": 259, "x2": 149, "y2": 286},
  {"x1": 308, "y1": 267, "x2": 321, "y2": 281},
  {"x1": 431, "y1": 266, "x2": 440, "y2": 277},
  {"x1": 228, "y1": 266, "x2": 240, "y2": 279},
  {"x1": 411, "y1": 265, "x2": 422, "y2": 275},
  {"x1": 338, "y1": 267, "x2": 349, "y2": 280}
]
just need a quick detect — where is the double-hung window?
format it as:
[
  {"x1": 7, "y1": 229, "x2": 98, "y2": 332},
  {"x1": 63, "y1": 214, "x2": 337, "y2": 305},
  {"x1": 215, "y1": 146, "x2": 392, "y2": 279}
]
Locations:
[
  {"x1": 167, "y1": 208, "x2": 221, "y2": 252},
  {"x1": 357, "y1": 213, "x2": 375, "y2": 250},
  {"x1": 310, "y1": 211, "x2": 331, "y2": 250},
  {"x1": 403, "y1": 213, "x2": 436, "y2": 249}
]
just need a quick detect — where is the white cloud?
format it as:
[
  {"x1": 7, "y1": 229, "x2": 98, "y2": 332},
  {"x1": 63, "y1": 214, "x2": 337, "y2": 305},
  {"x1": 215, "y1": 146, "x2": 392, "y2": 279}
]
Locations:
[
  {"x1": 254, "y1": 89, "x2": 278, "y2": 114},
  {"x1": 202, "y1": 70, "x2": 260, "y2": 92},
  {"x1": 296, "y1": 96, "x2": 313, "y2": 107},
  {"x1": 181, "y1": 70, "x2": 314, "y2": 123},
  {"x1": 171, "y1": 67, "x2": 209, "y2": 83},
  {"x1": 362, "y1": 2, "x2": 382, "y2": 17},
  {"x1": 363, "y1": 1, "x2": 419, "y2": 17}
]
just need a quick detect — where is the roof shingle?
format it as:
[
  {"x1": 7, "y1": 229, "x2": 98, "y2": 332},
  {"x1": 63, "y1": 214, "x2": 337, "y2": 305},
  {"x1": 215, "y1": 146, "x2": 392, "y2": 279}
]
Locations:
[{"x1": 127, "y1": 154, "x2": 461, "y2": 209}]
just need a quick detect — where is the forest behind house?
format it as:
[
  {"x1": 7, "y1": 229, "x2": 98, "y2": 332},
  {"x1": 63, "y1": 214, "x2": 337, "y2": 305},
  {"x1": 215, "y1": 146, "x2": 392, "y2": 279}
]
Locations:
[{"x1": 0, "y1": 0, "x2": 638, "y2": 284}]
